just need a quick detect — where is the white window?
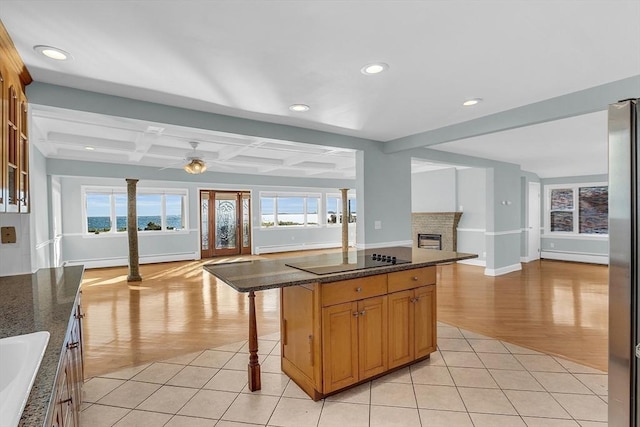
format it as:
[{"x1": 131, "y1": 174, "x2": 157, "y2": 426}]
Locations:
[
  {"x1": 259, "y1": 192, "x2": 321, "y2": 228},
  {"x1": 326, "y1": 194, "x2": 357, "y2": 225},
  {"x1": 545, "y1": 183, "x2": 608, "y2": 235},
  {"x1": 83, "y1": 186, "x2": 188, "y2": 235}
]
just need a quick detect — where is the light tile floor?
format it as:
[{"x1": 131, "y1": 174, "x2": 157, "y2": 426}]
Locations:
[{"x1": 81, "y1": 323, "x2": 608, "y2": 426}]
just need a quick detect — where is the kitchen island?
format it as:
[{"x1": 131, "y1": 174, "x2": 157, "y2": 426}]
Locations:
[{"x1": 203, "y1": 246, "x2": 475, "y2": 399}]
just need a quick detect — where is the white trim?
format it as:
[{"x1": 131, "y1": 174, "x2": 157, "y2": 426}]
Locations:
[
  {"x1": 456, "y1": 228, "x2": 486, "y2": 233},
  {"x1": 541, "y1": 233, "x2": 608, "y2": 241},
  {"x1": 255, "y1": 242, "x2": 344, "y2": 255},
  {"x1": 62, "y1": 229, "x2": 197, "y2": 239},
  {"x1": 541, "y1": 250, "x2": 608, "y2": 265},
  {"x1": 64, "y1": 251, "x2": 199, "y2": 269},
  {"x1": 521, "y1": 256, "x2": 540, "y2": 263},
  {"x1": 485, "y1": 229, "x2": 521, "y2": 236},
  {"x1": 457, "y1": 258, "x2": 486, "y2": 267},
  {"x1": 484, "y1": 263, "x2": 522, "y2": 276},
  {"x1": 35, "y1": 238, "x2": 55, "y2": 250}
]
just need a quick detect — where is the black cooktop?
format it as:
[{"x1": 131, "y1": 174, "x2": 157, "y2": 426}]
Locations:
[{"x1": 286, "y1": 253, "x2": 411, "y2": 275}]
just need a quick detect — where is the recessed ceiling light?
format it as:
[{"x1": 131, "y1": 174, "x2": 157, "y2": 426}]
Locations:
[
  {"x1": 84, "y1": 146, "x2": 95, "y2": 151},
  {"x1": 289, "y1": 104, "x2": 310, "y2": 112},
  {"x1": 34, "y1": 45, "x2": 72, "y2": 61},
  {"x1": 361, "y1": 63, "x2": 389, "y2": 75},
  {"x1": 463, "y1": 98, "x2": 483, "y2": 106}
]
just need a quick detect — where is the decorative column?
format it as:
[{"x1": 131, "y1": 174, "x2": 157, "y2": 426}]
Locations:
[
  {"x1": 340, "y1": 188, "x2": 349, "y2": 257},
  {"x1": 126, "y1": 178, "x2": 142, "y2": 282}
]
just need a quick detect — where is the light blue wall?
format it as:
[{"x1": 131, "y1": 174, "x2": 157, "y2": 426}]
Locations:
[{"x1": 411, "y1": 168, "x2": 456, "y2": 212}]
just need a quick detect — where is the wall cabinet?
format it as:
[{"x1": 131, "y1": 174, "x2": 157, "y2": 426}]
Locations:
[
  {"x1": 48, "y1": 292, "x2": 84, "y2": 427},
  {"x1": 1, "y1": 21, "x2": 31, "y2": 213},
  {"x1": 281, "y1": 266, "x2": 436, "y2": 399}
]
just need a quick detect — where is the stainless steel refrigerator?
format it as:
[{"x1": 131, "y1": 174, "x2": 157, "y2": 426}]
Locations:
[{"x1": 609, "y1": 98, "x2": 639, "y2": 427}]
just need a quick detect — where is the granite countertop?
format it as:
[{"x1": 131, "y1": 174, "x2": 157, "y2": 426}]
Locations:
[
  {"x1": 0, "y1": 266, "x2": 84, "y2": 427},
  {"x1": 204, "y1": 246, "x2": 477, "y2": 292}
]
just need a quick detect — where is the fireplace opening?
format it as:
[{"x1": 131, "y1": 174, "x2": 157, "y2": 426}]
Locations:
[{"x1": 418, "y1": 233, "x2": 442, "y2": 250}]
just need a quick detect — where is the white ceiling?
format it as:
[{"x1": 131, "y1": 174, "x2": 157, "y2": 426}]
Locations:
[{"x1": 2, "y1": 1, "x2": 639, "y2": 178}]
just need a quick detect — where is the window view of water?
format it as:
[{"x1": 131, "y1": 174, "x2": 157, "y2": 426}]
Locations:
[{"x1": 87, "y1": 215, "x2": 183, "y2": 233}]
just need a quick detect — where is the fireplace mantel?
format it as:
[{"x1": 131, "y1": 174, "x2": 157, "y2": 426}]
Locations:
[{"x1": 412, "y1": 212, "x2": 463, "y2": 251}]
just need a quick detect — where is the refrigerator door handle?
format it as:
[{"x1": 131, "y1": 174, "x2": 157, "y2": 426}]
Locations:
[{"x1": 636, "y1": 343, "x2": 640, "y2": 359}]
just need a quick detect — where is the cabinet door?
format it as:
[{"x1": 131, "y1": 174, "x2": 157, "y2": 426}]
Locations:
[
  {"x1": 387, "y1": 290, "x2": 414, "y2": 369},
  {"x1": 358, "y1": 296, "x2": 387, "y2": 380},
  {"x1": 282, "y1": 286, "x2": 316, "y2": 380},
  {"x1": 322, "y1": 301, "x2": 358, "y2": 393},
  {"x1": 414, "y1": 286, "x2": 436, "y2": 359}
]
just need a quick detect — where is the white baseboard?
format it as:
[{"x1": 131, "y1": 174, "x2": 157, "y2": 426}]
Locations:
[
  {"x1": 540, "y1": 251, "x2": 608, "y2": 265},
  {"x1": 64, "y1": 251, "x2": 199, "y2": 269},
  {"x1": 457, "y1": 258, "x2": 486, "y2": 267},
  {"x1": 520, "y1": 256, "x2": 540, "y2": 263},
  {"x1": 484, "y1": 263, "x2": 522, "y2": 276},
  {"x1": 256, "y1": 242, "x2": 344, "y2": 255}
]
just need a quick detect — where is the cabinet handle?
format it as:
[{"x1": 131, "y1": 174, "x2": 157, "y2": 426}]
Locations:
[
  {"x1": 415, "y1": 297, "x2": 421, "y2": 302},
  {"x1": 308, "y1": 335, "x2": 313, "y2": 366},
  {"x1": 352, "y1": 312, "x2": 359, "y2": 317},
  {"x1": 410, "y1": 298, "x2": 417, "y2": 303},
  {"x1": 355, "y1": 287, "x2": 362, "y2": 293},
  {"x1": 360, "y1": 310, "x2": 366, "y2": 316},
  {"x1": 67, "y1": 342, "x2": 79, "y2": 349},
  {"x1": 412, "y1": 276, "x2": 419, "y2": 281},
  {"x1": 59, "y1": 397, "x2": 72, "y2": 404}
]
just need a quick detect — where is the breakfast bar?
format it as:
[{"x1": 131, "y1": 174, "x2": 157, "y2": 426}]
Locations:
[{"x1": 204, "y1": 246, "x2": 476, "y2": 399}]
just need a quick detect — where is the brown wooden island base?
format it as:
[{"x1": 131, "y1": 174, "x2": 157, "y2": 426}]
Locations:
[
  {"x1": 203, "y1": 247, "x2": 476, "y2": 399},
  {"x1": 281, "y1": 266, "x2": 436, "y2": 400}
]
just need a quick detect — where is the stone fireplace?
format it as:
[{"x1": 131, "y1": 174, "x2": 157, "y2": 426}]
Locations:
[{"x1": 412, "y1": 212, "x2": 463, "y2": 251}]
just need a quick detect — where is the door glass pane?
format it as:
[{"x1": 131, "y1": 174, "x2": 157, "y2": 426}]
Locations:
[
  {"x1": 242, "y1": 196, "x2": 250, "y2": 248},
  {"x1": 215, "y1": 194, "x2": 237, "y2": 249},
  {"x1": 201, "y1": 194, "x2": 209, "y2": 250}
]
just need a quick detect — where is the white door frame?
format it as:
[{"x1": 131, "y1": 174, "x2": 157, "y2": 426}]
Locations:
[{"x1": 527, "y1": 182, "x2": 541, "y2": 262}]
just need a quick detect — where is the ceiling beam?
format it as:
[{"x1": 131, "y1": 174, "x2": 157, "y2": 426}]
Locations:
[{"x1": 383, "y1": 75, "x2": 640, "y2": 154}]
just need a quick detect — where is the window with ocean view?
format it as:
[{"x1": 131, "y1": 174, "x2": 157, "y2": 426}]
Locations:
[
  {"x1": 260, "y1": 192, "x2": 321, "y2": 228},
  {"x1": 326, "y1": 194, "x2": 357, "y2": 225},
  {"x1": 84, "y1": 186, "x2": 188, "y2": 235}
]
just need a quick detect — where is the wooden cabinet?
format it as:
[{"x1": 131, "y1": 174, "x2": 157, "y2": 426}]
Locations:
[
  {"x1": 1, "y1": 21, "x2": 31, "y2": 213},
  {"x1": 281, "y1": 266, "x2": 436, "y2": 399},
  {"x1": 322, "y1": 295, "x2": 387, "y2": 393},
  {"x1": 47, "y1": 292, "x2": 84, "y2": 427},
  {"x1": 388, "y1": 286, "x2": 436, "y2": 369}
]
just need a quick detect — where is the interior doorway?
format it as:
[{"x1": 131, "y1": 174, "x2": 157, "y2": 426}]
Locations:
[{"x1": 200, "y1": 190, "x2": 251, "y2": 258}]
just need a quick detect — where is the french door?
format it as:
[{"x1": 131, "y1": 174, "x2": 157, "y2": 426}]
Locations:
[{"x1": 200, "y1": 190, "x2": 251, "y2": 258}]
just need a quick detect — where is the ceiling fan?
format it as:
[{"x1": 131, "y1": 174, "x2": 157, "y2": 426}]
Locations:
[{"x1": 183, "y1": 141, "x2": 207, "y2": 174}]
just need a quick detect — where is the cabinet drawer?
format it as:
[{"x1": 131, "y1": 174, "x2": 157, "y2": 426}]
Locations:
[
  {"x1": 388, "y1": 267, "x2": 436, "y2": 293},
  {"x1": 322, "y1": 275, "x2": 387, "y2": 306}
]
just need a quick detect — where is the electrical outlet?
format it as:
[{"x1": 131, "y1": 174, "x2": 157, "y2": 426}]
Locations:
[
  {"x1": 374, "y1": 221, "x2": 382, "y2": 230},
  {"x1": 550, "y1": 242, "x2": 555, "y2": 248}
]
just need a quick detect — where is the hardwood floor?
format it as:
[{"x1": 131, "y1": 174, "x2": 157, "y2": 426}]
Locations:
[{"x1": 80, "y1": 254, "x2": 608, "y2": 379}]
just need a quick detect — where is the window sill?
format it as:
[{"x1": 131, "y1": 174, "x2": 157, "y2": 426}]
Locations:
[
  {"x1": 541, "y1": 233, "x2": 608, "y2": 240},
  {"x1": 82, "y1": 230, "x2": 191, "y2": 238}
]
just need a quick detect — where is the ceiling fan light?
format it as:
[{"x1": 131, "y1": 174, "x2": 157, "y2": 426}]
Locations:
[{"x1": 184, "y1": 159, "x2": 207, "y2": 174}]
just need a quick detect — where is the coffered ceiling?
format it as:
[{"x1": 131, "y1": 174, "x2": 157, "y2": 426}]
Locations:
[{"x1": 2, "y1": 1, "x2": 639, "y2": 178}]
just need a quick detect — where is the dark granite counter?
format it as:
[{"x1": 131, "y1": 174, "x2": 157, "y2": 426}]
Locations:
[
  {"x1": 204, "y1": 246, "x2": 476, "y2": 292},
  {"x1": 0, "y1": 266, "x2": 84, "y2": 427}
]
